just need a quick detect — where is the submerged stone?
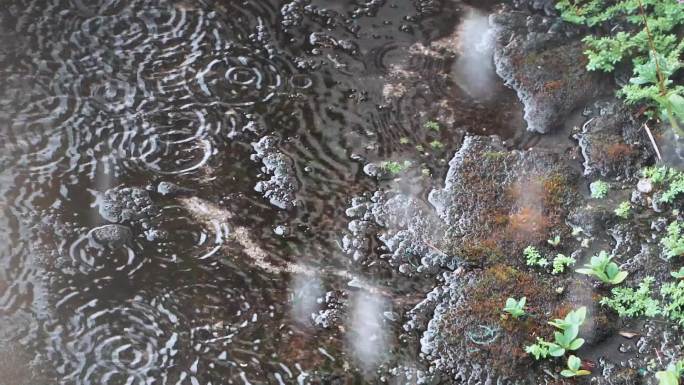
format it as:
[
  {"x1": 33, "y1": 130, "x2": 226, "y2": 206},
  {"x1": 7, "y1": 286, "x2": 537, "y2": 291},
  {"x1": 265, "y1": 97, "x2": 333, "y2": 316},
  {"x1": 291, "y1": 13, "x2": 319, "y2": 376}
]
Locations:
[{"x1": 97, "y1": 186, "x2": 155, "y2": 224}]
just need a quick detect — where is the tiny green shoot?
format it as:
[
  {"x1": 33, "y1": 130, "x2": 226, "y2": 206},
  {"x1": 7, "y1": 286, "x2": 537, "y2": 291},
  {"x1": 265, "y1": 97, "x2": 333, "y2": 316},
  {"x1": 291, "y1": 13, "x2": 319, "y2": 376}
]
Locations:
[
  {"x1": 576, "y1": 251, "x2": 628, "y2": 285},
  {"x1": 561, "y1": 355, "x2": 591, "y2": 378},
  {"x1": 503, "y1": 297, "x2": 527, "y2": 319}
]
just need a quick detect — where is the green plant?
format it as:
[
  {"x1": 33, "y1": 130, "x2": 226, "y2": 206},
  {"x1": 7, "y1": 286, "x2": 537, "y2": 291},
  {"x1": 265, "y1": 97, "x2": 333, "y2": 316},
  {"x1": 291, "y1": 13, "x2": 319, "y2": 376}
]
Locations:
[
  {"x1": 662, "y1": 221, "x2": 684, "y2": 259},
  {"x1": 590, "y1": 180, "x2": 609, "y2": 199},
  {"x1": 552, "y1": 254, "x2": 577, "y2": 275},
  {"x1": 381, "y1": 160, "x2": 411, "y2": 174},
  {"x1": 600, "y1": 277, "x2": 660, "y2": 317},
  {"x1": 525, "y1": 307, "x2": 587, "y2": 360},
  {"x1": 399, "y1": 137, "x2": 410, "y2": 145},
  {"x1": 430, "y1": 140, "x2": 445, "y2": 150},
  {"x1": 548, "y1": 235, "x2": 561, "y2": 247},
  {"x1": 576, "y1": 250, "x2": 629, "y2": 285},
  {"x1": 672, "y1": 267, "x2": 684, "y2": 279},
  {"x1": 615, "y1": 201, "x2": 632, "y2": 218},
  {"x1": 424, "y1": 121, "x2": 440, "y2": 131},
  {"x1": 555, "y1": 0, "x2": 684, "y2": 135},
  {"x1": 525, "y1": 338, "x2": 550, "y2": 360},
  {"x1": 561, "y1": 355, "x2": 591, "y2": 378},
  {"x1": 524, "y1": 246, "x2": 548, "y2": 267},
  {"x1": 656, "y1": 360, "x2": 684, "y2": 385},
  {"x1": 503, "y1": 297, "x2": 527, "y2": 319},
  {"x1": 661, "y1": 280, "x2": 684, "y2": 325},
  {"x1": 642, "y1": 166, "x2": 684, "y2": 203}
]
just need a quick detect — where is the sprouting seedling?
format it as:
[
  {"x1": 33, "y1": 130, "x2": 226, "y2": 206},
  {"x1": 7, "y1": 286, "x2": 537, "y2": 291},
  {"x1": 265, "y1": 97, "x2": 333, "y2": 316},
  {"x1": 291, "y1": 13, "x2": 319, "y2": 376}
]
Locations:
[
  {"x1": 561, "y1": 355, "x2": 591, "y2": 378},
  {"x1": 424, "y1": 121, "x2": 440, "y2": 131},
  {"x1": 503, "y1": 297, "x2": 527, "y2": 319},
  {"x1": 547, "y1": 235, "x2": 561, "y2": 247},
  {"x1": 576, "y1": 251, "x2": 628, "y2": 285},
  {"x1": 672, "y1": 267, "x2": 684, "y2": 279},
  {"x1": 614, "y1": 201, "x2": 632, "y2": 219},
  {"x1": 524, "y1": 246, "x2": 548, "y2": 267},
  {"x1": 552, "y1": 254, "x2": 576, "y2": 275},
  {"x1": 656, "y1": 360, "x2": 684, "y2": 385},
  {"x1": 661, "y1": 221, "x2": 684, "y2": 259},
  {"x1": 525, "y1": 338, "x2": 550, "y2": 360},
  {"x1": 380, "y1": 160, "x2": 411, "y2": 175},
  {"x1": 546, "y1": 306, "x2": 587, "y2": 356},
  {"x1": 590, "y1": 180, "x2": 609, "y2": 199},
  {"x1": 430, "y1": 140, "x2": 445, "y2": 150}
]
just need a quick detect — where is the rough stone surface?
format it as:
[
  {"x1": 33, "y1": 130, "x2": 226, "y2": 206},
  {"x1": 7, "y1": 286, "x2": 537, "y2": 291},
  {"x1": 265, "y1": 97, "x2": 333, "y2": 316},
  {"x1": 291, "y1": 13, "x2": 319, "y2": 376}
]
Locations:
[
  {"x1": 576, "y1": 100, "x2": 654, "y2": 178},
  {"x1": 97, "y1": 186, "x2": 155, "y2": 224},
  {"x1": 89, "y1": 224, "x2": 132, "y2": 248},
  {"x1": 429, "y1": 135, "x2": 579, "y2": 265},
  {"x1": 490, "y1": 10, "x2": 609, "y2": 133},
  {"x1": 251, "y1": 136, "x2": 299, "y2": 210}
]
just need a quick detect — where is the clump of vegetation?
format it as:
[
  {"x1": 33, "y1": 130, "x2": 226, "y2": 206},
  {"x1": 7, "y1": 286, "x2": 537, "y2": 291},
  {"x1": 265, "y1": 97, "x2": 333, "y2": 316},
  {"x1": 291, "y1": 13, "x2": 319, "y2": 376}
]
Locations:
[
  {"x1": 399, "y1": 137, "x2": 410, "y2": 145},
  {"x1": 555, "y1": 0, "x2": 684, "y2": 135},
  {"x1": 656, "y1": 360, "x2": 683, "y2": 385},
  {"x1": 615, "y1": 201, "x2": 632, "y2": 218},
  {"x1": 503, "y1": 297, "x2": 527, "y2": 319},
  {"x1": 552, "y1": 254, "x2": 577, "y2": 275},
  {"x1": 661, "y1": 221, "x2": 684, "y2": 259},
  {"x1": 600, "y1": 277, "x2": 660, "y2": 317},
  {"x1": 547, "y1": 235, "x2": 561, "y2": 247},
  {"x1": 525, "y1": 307, "x2": 587, "y2": 359},
  {"x1": 380, "y1": 160, "x2": 411, "y2": 174},
  {"x1": 524, "y1": 246, "x2": 548, "y2": 267},
  {"x1": 430, "y1": 140, "x2": 445, "y2": 150},
  {"x1": 424, "y1": 120, "x2": 440, "y2": 131},
  {"x1": 561, "y1": 355, "x2": 591, "y2": 378},
  {"x1": 672, "y1": 267, "x2": 684, "y2": 279},
  {"x1": 661, "y1": 279, "x2": 684, "y2": 325},
  {"x1": 643, "y1": 166, "x2": 684, "y2": 202},
  {"x1": 590, "y1": 180, "x2": 609, "y2": 199},
  {"x1": 576, "y1": 250, "x2": 629, "y2": 285}
]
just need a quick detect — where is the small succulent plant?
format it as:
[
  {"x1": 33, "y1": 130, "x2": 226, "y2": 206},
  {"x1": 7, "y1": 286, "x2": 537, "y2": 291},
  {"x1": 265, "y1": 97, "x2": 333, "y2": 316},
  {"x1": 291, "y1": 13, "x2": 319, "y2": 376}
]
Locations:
[
  {"x1": 561, "y1": 355, "x2": 591, "y2": 378},
  {"x1": 503, "y1": 297, "x2": 527, "y2": 319},
  {"x1": 576, "y1": 251, "x2": 628, "y2": 285}
]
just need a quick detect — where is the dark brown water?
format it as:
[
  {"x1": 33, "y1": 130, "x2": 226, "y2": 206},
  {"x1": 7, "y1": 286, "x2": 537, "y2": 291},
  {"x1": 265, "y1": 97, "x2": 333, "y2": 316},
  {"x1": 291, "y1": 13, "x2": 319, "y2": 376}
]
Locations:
[{"x1": 0, "y1": 1, "x2": 527, "y2": 384}]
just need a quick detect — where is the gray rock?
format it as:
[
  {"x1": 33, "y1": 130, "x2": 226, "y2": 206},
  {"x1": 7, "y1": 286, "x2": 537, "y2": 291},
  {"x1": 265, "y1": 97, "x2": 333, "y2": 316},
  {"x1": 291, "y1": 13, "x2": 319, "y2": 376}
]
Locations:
[
  {"x1": 97, "y1": 186, "x2": 154, "y2": 224},
  {"x1": 490, "y1": 10, "x2": 609, "y2": 133},
  {"x1": 157, "y1": 181, "x2": 194, "y2": 197},
  {"x1": 89, "y1": 224, "x2": 132, "y2": 248},
  {"x1": 251, "y1": 136, "x2": 299, "y2": 210}
]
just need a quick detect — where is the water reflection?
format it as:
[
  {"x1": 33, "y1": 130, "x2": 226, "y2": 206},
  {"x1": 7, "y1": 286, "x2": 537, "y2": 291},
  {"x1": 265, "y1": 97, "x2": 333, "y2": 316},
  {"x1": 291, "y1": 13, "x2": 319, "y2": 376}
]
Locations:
[
  {"x1": 347, "y1": 292, "x2": 391, "y2": 373},
  {"x1": 452, "y1": 7, "x2": 497, "y2": 100}
]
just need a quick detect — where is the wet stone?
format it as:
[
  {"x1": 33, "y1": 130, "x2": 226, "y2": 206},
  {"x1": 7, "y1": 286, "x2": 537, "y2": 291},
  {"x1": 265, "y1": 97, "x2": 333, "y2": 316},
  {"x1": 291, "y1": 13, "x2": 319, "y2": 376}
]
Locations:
[
  {"x1": 491, "y1": 9, "x2": 609, "y2": 133},
  {"x1": 156, "y1": 181, "x2": 194, "y2": 197},
  {"x1": 251, "y1": 136, "x2": 299, "y2": 210},
  {"x1": 97, "y1": 186, "x2": 155, "y2": 224},
  {"x1": 576, "y1": 100, "x2": 654, "y2": 178},
  {"x1": 89, "y1": 224, "x2": 132, "y2": 248}
]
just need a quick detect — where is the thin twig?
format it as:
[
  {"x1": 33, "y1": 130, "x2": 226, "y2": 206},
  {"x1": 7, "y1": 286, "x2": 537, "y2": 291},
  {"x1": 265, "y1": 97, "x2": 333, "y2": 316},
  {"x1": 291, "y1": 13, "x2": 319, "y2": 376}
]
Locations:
[{"x1": 644, "y1": 123, "x2": 662, "y2": 161}]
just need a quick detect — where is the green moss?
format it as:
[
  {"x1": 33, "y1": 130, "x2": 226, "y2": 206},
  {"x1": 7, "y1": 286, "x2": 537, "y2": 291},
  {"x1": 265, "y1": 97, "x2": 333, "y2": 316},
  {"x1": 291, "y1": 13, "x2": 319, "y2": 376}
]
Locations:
[
  {"x1": 614, "y1": 201, "x2": 632, "y2": 218},
  {"x1": 661, "y1": 280, "x2": 684, "y2": 325}
]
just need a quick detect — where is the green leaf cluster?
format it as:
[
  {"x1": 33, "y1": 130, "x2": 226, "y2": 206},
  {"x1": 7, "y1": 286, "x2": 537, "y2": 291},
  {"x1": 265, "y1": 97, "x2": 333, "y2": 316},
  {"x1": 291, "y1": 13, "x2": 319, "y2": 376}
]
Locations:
[
  {"x1": 600, "y1": 277, "x2": 660, "y2": 317},
  {"x1": 614, "y1": 201, "x2": 632, "y2": 218},
  {"x1": 661, "y1": 221, "x2": 684, "y2": 259},
  {"x1": 555, "y1": 0, "x2": 684, "y2": 133},
  {"x1": 552, "y1": 254, "x2": 577, "y2": 275},
  {"x1": 576, "y1": 251, "x2": 629, "y2": 285},
  {"x1": 661, "y1": 280, "x2": 684, "y2": 325},
  {"x1": 656, "y1": 360, "x2": 684, "y2": 385},
  {"x1": 503, "y1": 297, "x2": 527, "y2": 319},
  {"x1": 643, "y1": 166, "x2": 684, "y2": 203},
  {"x1": 590, "y1": 180, "x2": 609, "y2": 199},
  {"x1": 525, "y1": 307, "x2": 588, "y2": 360},
  {"x1": 561, "y1": 355, "x2": 592, "y2": 377},
  {"x1": 524, "y1": 246, "x2": 548, "y2": 267},
  {"x1": 380, "y1": 160, "x2": 411, "y2": 174}
]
